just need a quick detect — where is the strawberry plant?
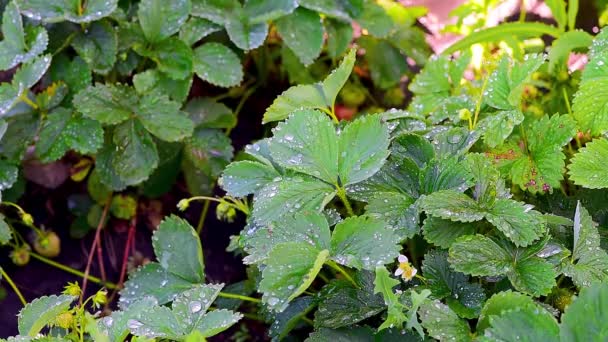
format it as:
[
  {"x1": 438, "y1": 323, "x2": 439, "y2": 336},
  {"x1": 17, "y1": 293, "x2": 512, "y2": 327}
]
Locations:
[{"x1": 3, "y1": 0, "x2": 608, "y2": 340}]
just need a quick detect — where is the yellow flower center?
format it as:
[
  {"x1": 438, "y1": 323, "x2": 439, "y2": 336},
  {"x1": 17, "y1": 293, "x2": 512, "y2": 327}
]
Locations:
[{"x1": 398, "y1": 262, "x2": 416, "y2": 280}]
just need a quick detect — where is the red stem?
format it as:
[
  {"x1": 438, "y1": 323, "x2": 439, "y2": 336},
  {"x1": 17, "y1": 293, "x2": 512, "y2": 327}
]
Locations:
[{"x1": 80, "y1": 198, "x2": 110, "y2": 304}]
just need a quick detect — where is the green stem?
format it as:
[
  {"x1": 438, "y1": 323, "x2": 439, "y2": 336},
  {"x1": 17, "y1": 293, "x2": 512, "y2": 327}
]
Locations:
[
  {"x1": 336, "y1": 188, "x2": 354, "y2": 217},
  {"x1": 326, "y1": 260, "x2": 358, "y2": 288},
  {"x1": 321, "y1": 107, "x2": 340, "y2": 124},
  {"x1": 0, "y1": 267, "x2": 26, "y2": 305},
  {"x1": 52, "y1": 31, "x2": 77, "y2": 56},
  {"x1": 218, "y1": 292, "x2": 262, "y2": 303},
  {"x1": 562, "y1": 87, "x2": 573, "y2": 116},
  {"x1": 196, "y1": 199, "x2": 211, "y2": 235},
  {"x1": 29, "y1": 252, "x2": 117, "y2": 290},
  {"x1": 19, "y1": 94, "x2": 38, "y2": 110},
  {"x1": 472, "y1": 77, "x2": 489, "y2": 128}
]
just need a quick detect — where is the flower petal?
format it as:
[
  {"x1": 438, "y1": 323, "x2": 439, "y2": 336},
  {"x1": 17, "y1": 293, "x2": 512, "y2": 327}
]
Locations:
[
  {"x1": 398, "y1": 254, "x2": 408, "y2": 263},
  {"x1": 395, "y1": 268, "x2": 404, "y2": 276}
]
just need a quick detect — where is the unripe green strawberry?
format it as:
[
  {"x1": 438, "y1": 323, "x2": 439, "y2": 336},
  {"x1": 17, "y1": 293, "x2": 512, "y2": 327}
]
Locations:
[
  {"x1": 340, "y1": 83, "x2": 366, "y2": 107},
  {"x1": 383, "y1": 87, "x2": 405, "y2": 107},
  {"x1": 10, "y1": 245, "x2": 30, "y2": 266},
  {"x1": 55, "y1": 312, "x2": 74, "y2": 329},
  {"x1": 34, "y1": 231, "x2": 61, "y2": 258}
]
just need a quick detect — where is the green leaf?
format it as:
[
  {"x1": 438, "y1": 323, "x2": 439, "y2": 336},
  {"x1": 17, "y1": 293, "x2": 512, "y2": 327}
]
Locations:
[
  {"x1": 2, "y1": 2, "x2": 26, "y2": 56},
  {"x1": 406, "y1": 289, "x2": 432, "y2": 337},
  {"x1": 269, "y1": 109, "x2": 338, "y2": 183},
  {"x1": 16, "y1": 0, "x2": 118, "y2": 23},
  {"x1": 225, "y1": 16, "x2": 268, "y2": 51},
  {"x1": 476, "y1": 290, "x2": 539, "y2": 331},
  {"x1": 356, "y1": 0, "x2": 393, "y2": 38},
  {"x1": 545, "y1": 0, "x2": 567, "y2": 29},
  {"x1": 0, "y1": 113, "x2": 39, "y2": 161},
  {"x1": 119, "y1": 263, "x2": 194, "y2": 308},
  {"x1": 13, "y1": 54, "x2": 51, "y2": 89},
  {"x1": 548, "y1": 30, "x2": 593, "y2": 73},
  {"x1": 244, "y1": 0, "x2": 298, "y2": 23},
  {"x1": 170, "y1": 283, "x2": 222, "y2": 331},
  {"x1": 506, "y1": 256, "x2": 557, "y2": 297},
  {"x1": 359, "y1": 36, "x2": 408, "y2": 89},
  {"x1": 572, "y1": 33, "x2": 608, "y2": 135},
  {"x1": 365, "y1": 192, "x2": 417, "y2": 238},
  {"x1": 408, "y1": 56, "x2": 450, "y2": 96},
  {"x1": 330, "y1": 215, "x2": 400, "y2": 270},
  {"x1": 98, "y1": 298, "x2": 157, "y2": 342},
  {"x1": 152, "y1": 215, "x2": 204, "y2": 283},
  {"x1": 183, "y1": 128, "x2": 233, "y2": 177},
  {"x1": 242, "y1": 211, "x2": 331, "y2": 265},
  {"x1": 485, "y1": 199, "x2": 546, "y2": 247},
  {"x1": 0, "y1": 160, "x2": 18, "y2": 192},
  {"x1": 259, "y1": 242, "x2": 329, "y2": 311},
  {"x1": 419, "y1": 190, "x2": 484, "y2": 223},
  {"x1": 315, "y1": 271, "x2": 385, "y2": 329},
  {"x1": 276, "y1": 8, "x2": 324, "y2": 66},
  {"x1": 111, "y1": 120, "x2": 159, "y2": 186},
  {"x1": 388, "y1": 25, "x2": 430, "y2": 66},
  {"x1": 136, "y1": 93, "x2": 194, "y2": 141},
  {"x1": 480, "y1": 305, "x2": 559, "y2": 342},
  {"x1": 419, "y1": 301, "x2": 472, "y2": 342},
  {"x1": 0, "y1": 2, "x2": 48, "y2": 70},
  {"x1": 73, "y1": 84, "x2": 137, "y2": 125},
  {"x1": 478, "y1": 110, "x2": 524, "y2": 148},
  {"x1": 484, "y1": 54, "x2": 545, "y2": 110},
  {"x1": 193, "y1": 42, "x2": 243, "y2": 87},
  {"x1": 72, "y1": 20, "x2": 117, "y2": 74},
  {"x1": 562, "y1": 202, "x2": 608, "y2": 287},
  {"x1": 347, "y1": 156, "x2": 419, "y2": 202},
  {"x1": 324, "y1": 19, "x2": 353, "y2": 59},
  {"x1": 271, "y1": 297, "x2": 315, "y2": 340},
  {"x1": 430, "y1": 127, "x2": 479, "y2": 158},
  {"x1": 263, "y1": 48, "x2": 355, "y2": 123},
  {"x1": 422, "y1": 216, "x2": 476, "y2": 249},
  {"x1": 145, "y1": 37, "x2": 193, "y2": 80},
  {"x1": 138, "y1": 0, "x2": 191, "y2": 43},
  {"x1": 128, "y1": 283, "x2": 240, "y2": 339},
  {"x1": 133, "y1": 69, "x2": 192, "y2": 103},
  {"x1": 35, "y1": 108, "x2": 103, "y2": 162},
  {"x1": 422, "y1": 250, "x2": 485, "y2": 317},
  {"x1": 442, "y1": 22, "x2": 561, "y2": 55},
  {"x1": 374, "y1": 266, "x2": 407, "y2": 331},
  {"x1": 448, "y1": 235, "x2": 511, "y2": 276},
  {"x1": 560, "y1": 282, "x2": 608, "y2": 341},
  {"x1": 450, "y1": 236, "x2": 556, "y2": 296},
  {"x1": 390, "y1": 133, "x2": 435, "y2": 168},
  {"x1": 190, "y1": 0, "x2": 237, "y2": 24},
  {"x1": 418, "y1": 156, "x2": 472, "y2": 194},
  {"x1": 179, "y1": 17, "x2": 221, "y2": 46},
  {"x1": 191, "y1": 309, "x2": 242, "y2": 337},
  {"x1": 220, "y1": 160, "x2": 279, "y2": 197},
  {"x1": 338, "y1": 114, "x2": 390, "y2": 185},
  {"x1": 498, "y1": 114, "x2": 575, "y2": 193},
  {"x1": 568, "y1": 138, "x2": 608, "y2": 189},
  {"x1": 50, "y1": 55, "x2": 91, "y2": 102},
  {"x1": 307, "y1": 326, "x2": 376, "y2": 342},
  {"x1": 18, "y1": 294, "x2": 75, "y2": 336},
  {"x1": 465, "y1": 153, "x2": 504, "y2": 207},
  {"x1": 129, "y1": 306, "x2": 182, "y2": 340},
  {"x1": 299, "y1": 0, "x2": 360, "y2": 21},
  {"x1": 184, "y1": 97, "x2": 236, "y2": 129},
  {"x1": 0, "y1": 214, "x2": 11, "y2": 244}
]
